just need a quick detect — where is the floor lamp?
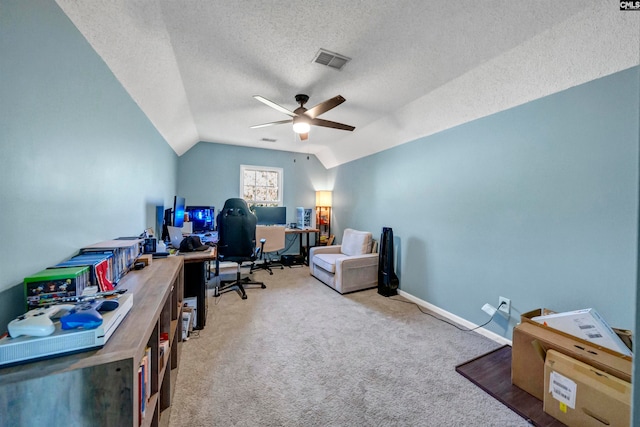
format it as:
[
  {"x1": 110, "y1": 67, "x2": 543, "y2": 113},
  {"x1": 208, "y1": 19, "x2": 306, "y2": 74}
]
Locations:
[{"x1": 315, "y1": 191, "x2": 332, "y2": 245}]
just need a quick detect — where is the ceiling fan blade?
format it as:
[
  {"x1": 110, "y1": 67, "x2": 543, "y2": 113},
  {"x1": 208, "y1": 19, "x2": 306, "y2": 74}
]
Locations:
[
  {"x1": 304, "y1": 95, "x2": 346, "y2": 119},
  {"x1": 310, "y1": 118, "x2": 355, "y2": 131},
  {"x1": 253, "y1": 95, "x2": 297, "y2": 117},
  {"x1": 250, "y1": 119, "x2": 292, "y2": 129},
  {"x1": 299, "y1": 132, "x2": 309, "y2": 141}
]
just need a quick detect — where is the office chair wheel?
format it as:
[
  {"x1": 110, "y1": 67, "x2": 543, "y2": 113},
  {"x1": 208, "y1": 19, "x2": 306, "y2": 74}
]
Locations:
[
  {"x1": 242, "y1": 294, "x2": 247, "y2": 300},
  {"x1": 268, "y1": 271, "x2": 273, "y2": 275},
  {"x1": 261, "y1": 284, "x2": 266, "y2": 289}
]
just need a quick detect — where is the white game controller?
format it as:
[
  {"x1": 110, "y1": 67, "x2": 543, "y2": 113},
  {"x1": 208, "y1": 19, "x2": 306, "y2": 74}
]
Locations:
[{"x1": 8, "y1": 304, "x2": 75, "y2": 338}]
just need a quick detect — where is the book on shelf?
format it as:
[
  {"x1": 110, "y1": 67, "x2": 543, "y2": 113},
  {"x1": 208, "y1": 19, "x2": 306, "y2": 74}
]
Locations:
[
  {"x1": 144, "y1": 346, "x2": 151, "y2": 401},
  {"x1": 138, "y1": 349, "x2": 150, "y2": 426},
  {"x1": 159, "y1": 332, "x2": 170, "y2": 372},
  {"x1": 138, "y1": 365, "x2": 146, "y2": 425}
]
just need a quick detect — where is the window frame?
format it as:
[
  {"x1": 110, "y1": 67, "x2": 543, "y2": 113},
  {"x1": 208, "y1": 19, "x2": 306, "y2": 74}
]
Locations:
[{"x1": 239, "y1": 164, "x2": 284, "y2": 206}]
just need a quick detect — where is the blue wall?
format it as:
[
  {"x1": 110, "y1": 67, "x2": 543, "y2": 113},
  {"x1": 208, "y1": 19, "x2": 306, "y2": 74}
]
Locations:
[
  {"x1": 331, "y1": 67, "x2": 639, "y2": 337},
  {"x1": 0, "y1": 0, "x2": 178, "y2": 329}
]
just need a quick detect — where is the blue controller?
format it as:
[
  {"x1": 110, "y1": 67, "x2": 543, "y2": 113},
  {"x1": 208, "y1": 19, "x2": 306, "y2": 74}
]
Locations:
[{"x1": 60, "y1": 299, "x2": 120, "y2": 330}]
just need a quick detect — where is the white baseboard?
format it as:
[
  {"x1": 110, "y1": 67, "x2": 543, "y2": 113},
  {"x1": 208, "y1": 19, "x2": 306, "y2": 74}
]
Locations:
[{"x1": 397, "y1": 290, "x2": 512, "y2": 347}]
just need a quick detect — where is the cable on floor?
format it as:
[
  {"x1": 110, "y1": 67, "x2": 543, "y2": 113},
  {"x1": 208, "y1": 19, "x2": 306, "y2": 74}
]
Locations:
[{"x1": 389, "y1": 297, "x2": 506, "y2": 332}]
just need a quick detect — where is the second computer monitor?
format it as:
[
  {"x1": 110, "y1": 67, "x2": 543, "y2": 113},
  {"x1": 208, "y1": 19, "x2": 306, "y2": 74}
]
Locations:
[
  {"x1": 253, "y1": 206, "x2": 286, "y2": 226},
  {"x1": 186, "y1": 206, "x2": 215, "y2": 232}
]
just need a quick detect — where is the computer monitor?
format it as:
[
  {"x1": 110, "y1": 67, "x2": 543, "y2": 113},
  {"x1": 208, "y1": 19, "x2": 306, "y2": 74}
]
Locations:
[
  {"x1": 185, "y1": 206, "x2": 215, "y2": 232},
  {"x1": 173, "y1": 196, "x2": 186, "y2": 228},
  {"x1": 252, "y1": 206, "x2": 287, "y2": 225},
  {"x1": 161, "y1": 196, "x2": 187, "y2": 241}
]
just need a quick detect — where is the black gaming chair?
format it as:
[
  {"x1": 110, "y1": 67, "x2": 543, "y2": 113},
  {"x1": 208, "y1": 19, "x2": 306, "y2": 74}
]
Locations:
[{"x1": 214, "y1": 198, "x2": 265, "y2": 299}]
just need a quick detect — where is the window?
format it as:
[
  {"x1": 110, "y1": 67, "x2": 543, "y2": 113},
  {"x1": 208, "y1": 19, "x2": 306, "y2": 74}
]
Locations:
[{"x1": 240, "y1": 165, "x2": 283, "y2": 206}]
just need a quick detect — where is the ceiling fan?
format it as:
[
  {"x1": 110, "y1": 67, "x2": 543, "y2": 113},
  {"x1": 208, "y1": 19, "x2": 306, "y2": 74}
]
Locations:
[{"x1": 251, "y1": 94, "x2": 355, "y2": 141}]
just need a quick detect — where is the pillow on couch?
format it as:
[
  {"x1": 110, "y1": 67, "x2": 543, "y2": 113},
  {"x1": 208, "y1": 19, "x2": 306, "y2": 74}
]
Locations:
[{"x1": 341, "y1": 229, "x2": 373, "y2": 256}]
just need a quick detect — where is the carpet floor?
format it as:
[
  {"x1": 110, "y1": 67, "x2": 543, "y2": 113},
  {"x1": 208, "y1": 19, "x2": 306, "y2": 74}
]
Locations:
[{"x1": 168, "y1": 265, "x2": 530, "y2": 426}]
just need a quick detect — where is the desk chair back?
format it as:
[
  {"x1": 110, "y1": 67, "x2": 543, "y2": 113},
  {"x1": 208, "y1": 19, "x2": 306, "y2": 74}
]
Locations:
[
  {"x1": 214, "y1": 198, "x2": 265, "y2": 300},
  {"x1": 256, "y1": 225, "x2": 286, "y2": 254},
  {"x1": 252, "y1": 225, "x2": 286, "y2": 274},
  {"x1": 216, "y1": 198, "x2": 257, "y2": 261}
]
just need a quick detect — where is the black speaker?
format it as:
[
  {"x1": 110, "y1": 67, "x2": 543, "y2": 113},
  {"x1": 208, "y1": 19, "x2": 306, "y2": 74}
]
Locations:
[{"x1": 378, "y1": 227, "x2": 399, "y2": 296}]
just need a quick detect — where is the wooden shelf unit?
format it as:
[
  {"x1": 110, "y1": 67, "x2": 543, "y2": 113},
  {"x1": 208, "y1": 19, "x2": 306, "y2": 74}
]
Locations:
[{"x1": 0, "y1": 256, "x2": 184, "y2": 427}]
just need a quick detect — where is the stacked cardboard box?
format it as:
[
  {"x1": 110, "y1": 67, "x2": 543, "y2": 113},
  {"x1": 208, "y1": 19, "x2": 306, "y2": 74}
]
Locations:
[
  {"x1": 511, "y1": 308, "x2": 632, "y2": 426},
  {"x1": 544, "y1": 350, "x2": 631, "y2": 426}
]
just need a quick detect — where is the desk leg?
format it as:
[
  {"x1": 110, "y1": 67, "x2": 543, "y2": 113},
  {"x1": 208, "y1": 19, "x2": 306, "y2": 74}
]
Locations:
[{"x1": 304, "y1": 232, "x2": 312, "y2": 265}]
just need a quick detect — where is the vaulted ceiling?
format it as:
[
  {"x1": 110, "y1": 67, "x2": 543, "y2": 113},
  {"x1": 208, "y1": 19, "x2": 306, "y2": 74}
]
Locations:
[{"x1": 56, "y1": 1, "x2": 639, "y2": 168}]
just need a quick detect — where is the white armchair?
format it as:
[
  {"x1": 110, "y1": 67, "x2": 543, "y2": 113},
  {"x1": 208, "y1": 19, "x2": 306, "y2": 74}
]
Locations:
[{"x1": 309, "y1": 228, "x2": 378, "y2": 294}]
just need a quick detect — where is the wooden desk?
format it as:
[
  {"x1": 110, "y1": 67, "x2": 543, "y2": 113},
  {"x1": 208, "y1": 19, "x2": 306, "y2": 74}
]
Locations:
[
  {"x1": 285, "y1": 228, "x2": 319, "y2": 264},
  {"x1": 179, "y1": 247, "x2": 216, "y2": 330}
]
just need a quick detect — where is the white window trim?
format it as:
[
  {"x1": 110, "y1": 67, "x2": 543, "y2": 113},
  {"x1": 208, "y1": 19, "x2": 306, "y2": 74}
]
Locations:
[{"x1": 240, "y1": 164, "x2": 284, "y2": 206}]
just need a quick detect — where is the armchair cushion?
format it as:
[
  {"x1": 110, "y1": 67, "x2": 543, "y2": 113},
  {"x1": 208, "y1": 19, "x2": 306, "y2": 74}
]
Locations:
[
  {"x1": 341, "y1": 228, "x2": 373, "y2": 256},
  {"x1": 313, "y1": 253, "x2": 348, "y2": 273}
]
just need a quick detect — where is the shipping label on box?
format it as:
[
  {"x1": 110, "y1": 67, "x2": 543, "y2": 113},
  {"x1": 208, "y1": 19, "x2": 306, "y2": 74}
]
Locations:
[{"x1": 548, "y1": 371, "x2": 577, "y2": 410}]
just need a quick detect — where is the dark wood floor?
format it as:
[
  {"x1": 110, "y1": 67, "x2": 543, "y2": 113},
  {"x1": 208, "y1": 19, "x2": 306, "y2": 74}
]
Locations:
[{"x1": 455, "y1": 345, "x2": 565, "y2": 427}]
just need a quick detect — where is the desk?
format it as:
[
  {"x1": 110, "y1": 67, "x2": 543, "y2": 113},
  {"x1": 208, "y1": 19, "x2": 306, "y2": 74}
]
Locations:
[
  {"x1": 180, "y1": 247, "x2": 216, "y2": 330},
  {"x1": 285, "y1": 228, "x2": 319, "y2": 264}
]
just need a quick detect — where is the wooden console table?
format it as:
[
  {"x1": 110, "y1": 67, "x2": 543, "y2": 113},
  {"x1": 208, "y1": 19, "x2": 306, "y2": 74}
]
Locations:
[{"x1": 0, "y1": 256, "x2": 184, "y2": 427}]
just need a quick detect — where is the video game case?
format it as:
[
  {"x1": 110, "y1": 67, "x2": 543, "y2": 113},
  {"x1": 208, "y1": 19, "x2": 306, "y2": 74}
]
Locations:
[
  {"x1": 80, "y1": 239, "x2": 142, "y2": 283},
  {"x1": 24, "y1": 266, "x2": 90, "y2": 309},
  {"x1": 51, "y1": 253, "x2": 115, "y2": 292}
]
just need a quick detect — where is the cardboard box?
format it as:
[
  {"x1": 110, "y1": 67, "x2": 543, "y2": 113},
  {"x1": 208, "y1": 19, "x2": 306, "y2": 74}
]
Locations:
[
  {"x1": 512, "y1": 322, "x2": 632, "y2": 400},
  {"x1": 544, "y1": 350, "x2": 631, "y2": 426},
  {"x1": 531, "y1": 308, "x2": 632, "y2": 356}
]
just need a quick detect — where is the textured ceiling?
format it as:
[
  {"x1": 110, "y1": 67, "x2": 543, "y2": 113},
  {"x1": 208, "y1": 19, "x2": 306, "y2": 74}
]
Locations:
[{"x1": 55, "y1": 1, "x2": 639, "y2": 168}]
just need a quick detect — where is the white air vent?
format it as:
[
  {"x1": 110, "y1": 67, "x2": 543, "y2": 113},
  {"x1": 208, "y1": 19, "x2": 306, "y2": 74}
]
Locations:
[{"x1": 312, "y1": 49, "x2": 351, "y2": 71}]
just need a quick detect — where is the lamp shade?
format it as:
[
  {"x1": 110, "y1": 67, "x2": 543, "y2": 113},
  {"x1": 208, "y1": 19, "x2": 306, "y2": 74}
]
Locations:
[{"x1": 315, "y1": 191, "x2": 332, "y2": 207}]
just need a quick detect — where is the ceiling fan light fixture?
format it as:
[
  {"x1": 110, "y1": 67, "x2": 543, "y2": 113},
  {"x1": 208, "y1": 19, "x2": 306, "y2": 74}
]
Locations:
[{"x1": 292, "y1": 118, "x2": 310, "y2": 134}]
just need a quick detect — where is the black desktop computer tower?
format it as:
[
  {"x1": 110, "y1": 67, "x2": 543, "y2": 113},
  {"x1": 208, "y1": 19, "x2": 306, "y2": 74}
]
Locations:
[{"x1": 378, "y1": 227, "x2": 399, "y2": 296}]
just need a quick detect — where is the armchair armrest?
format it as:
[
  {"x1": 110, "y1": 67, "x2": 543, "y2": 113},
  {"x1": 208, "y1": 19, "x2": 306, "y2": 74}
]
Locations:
[
  {"x1": 309, "y1": 245, "x2": 341, "y2": 272},
  {"x1": 335, "y1": 253, "x2": 379, "y2": 294}
]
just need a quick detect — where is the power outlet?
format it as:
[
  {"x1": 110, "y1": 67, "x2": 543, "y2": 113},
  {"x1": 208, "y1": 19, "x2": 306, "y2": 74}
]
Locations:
[{"x1": 498, "y1": 297, "x2": 511, "y2": 315}]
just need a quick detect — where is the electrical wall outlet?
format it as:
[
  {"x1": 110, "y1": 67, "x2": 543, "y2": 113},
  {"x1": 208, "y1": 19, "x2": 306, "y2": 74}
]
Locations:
[{"x1": 498, "y1": 297, "x2": 511, "y2": 315}]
